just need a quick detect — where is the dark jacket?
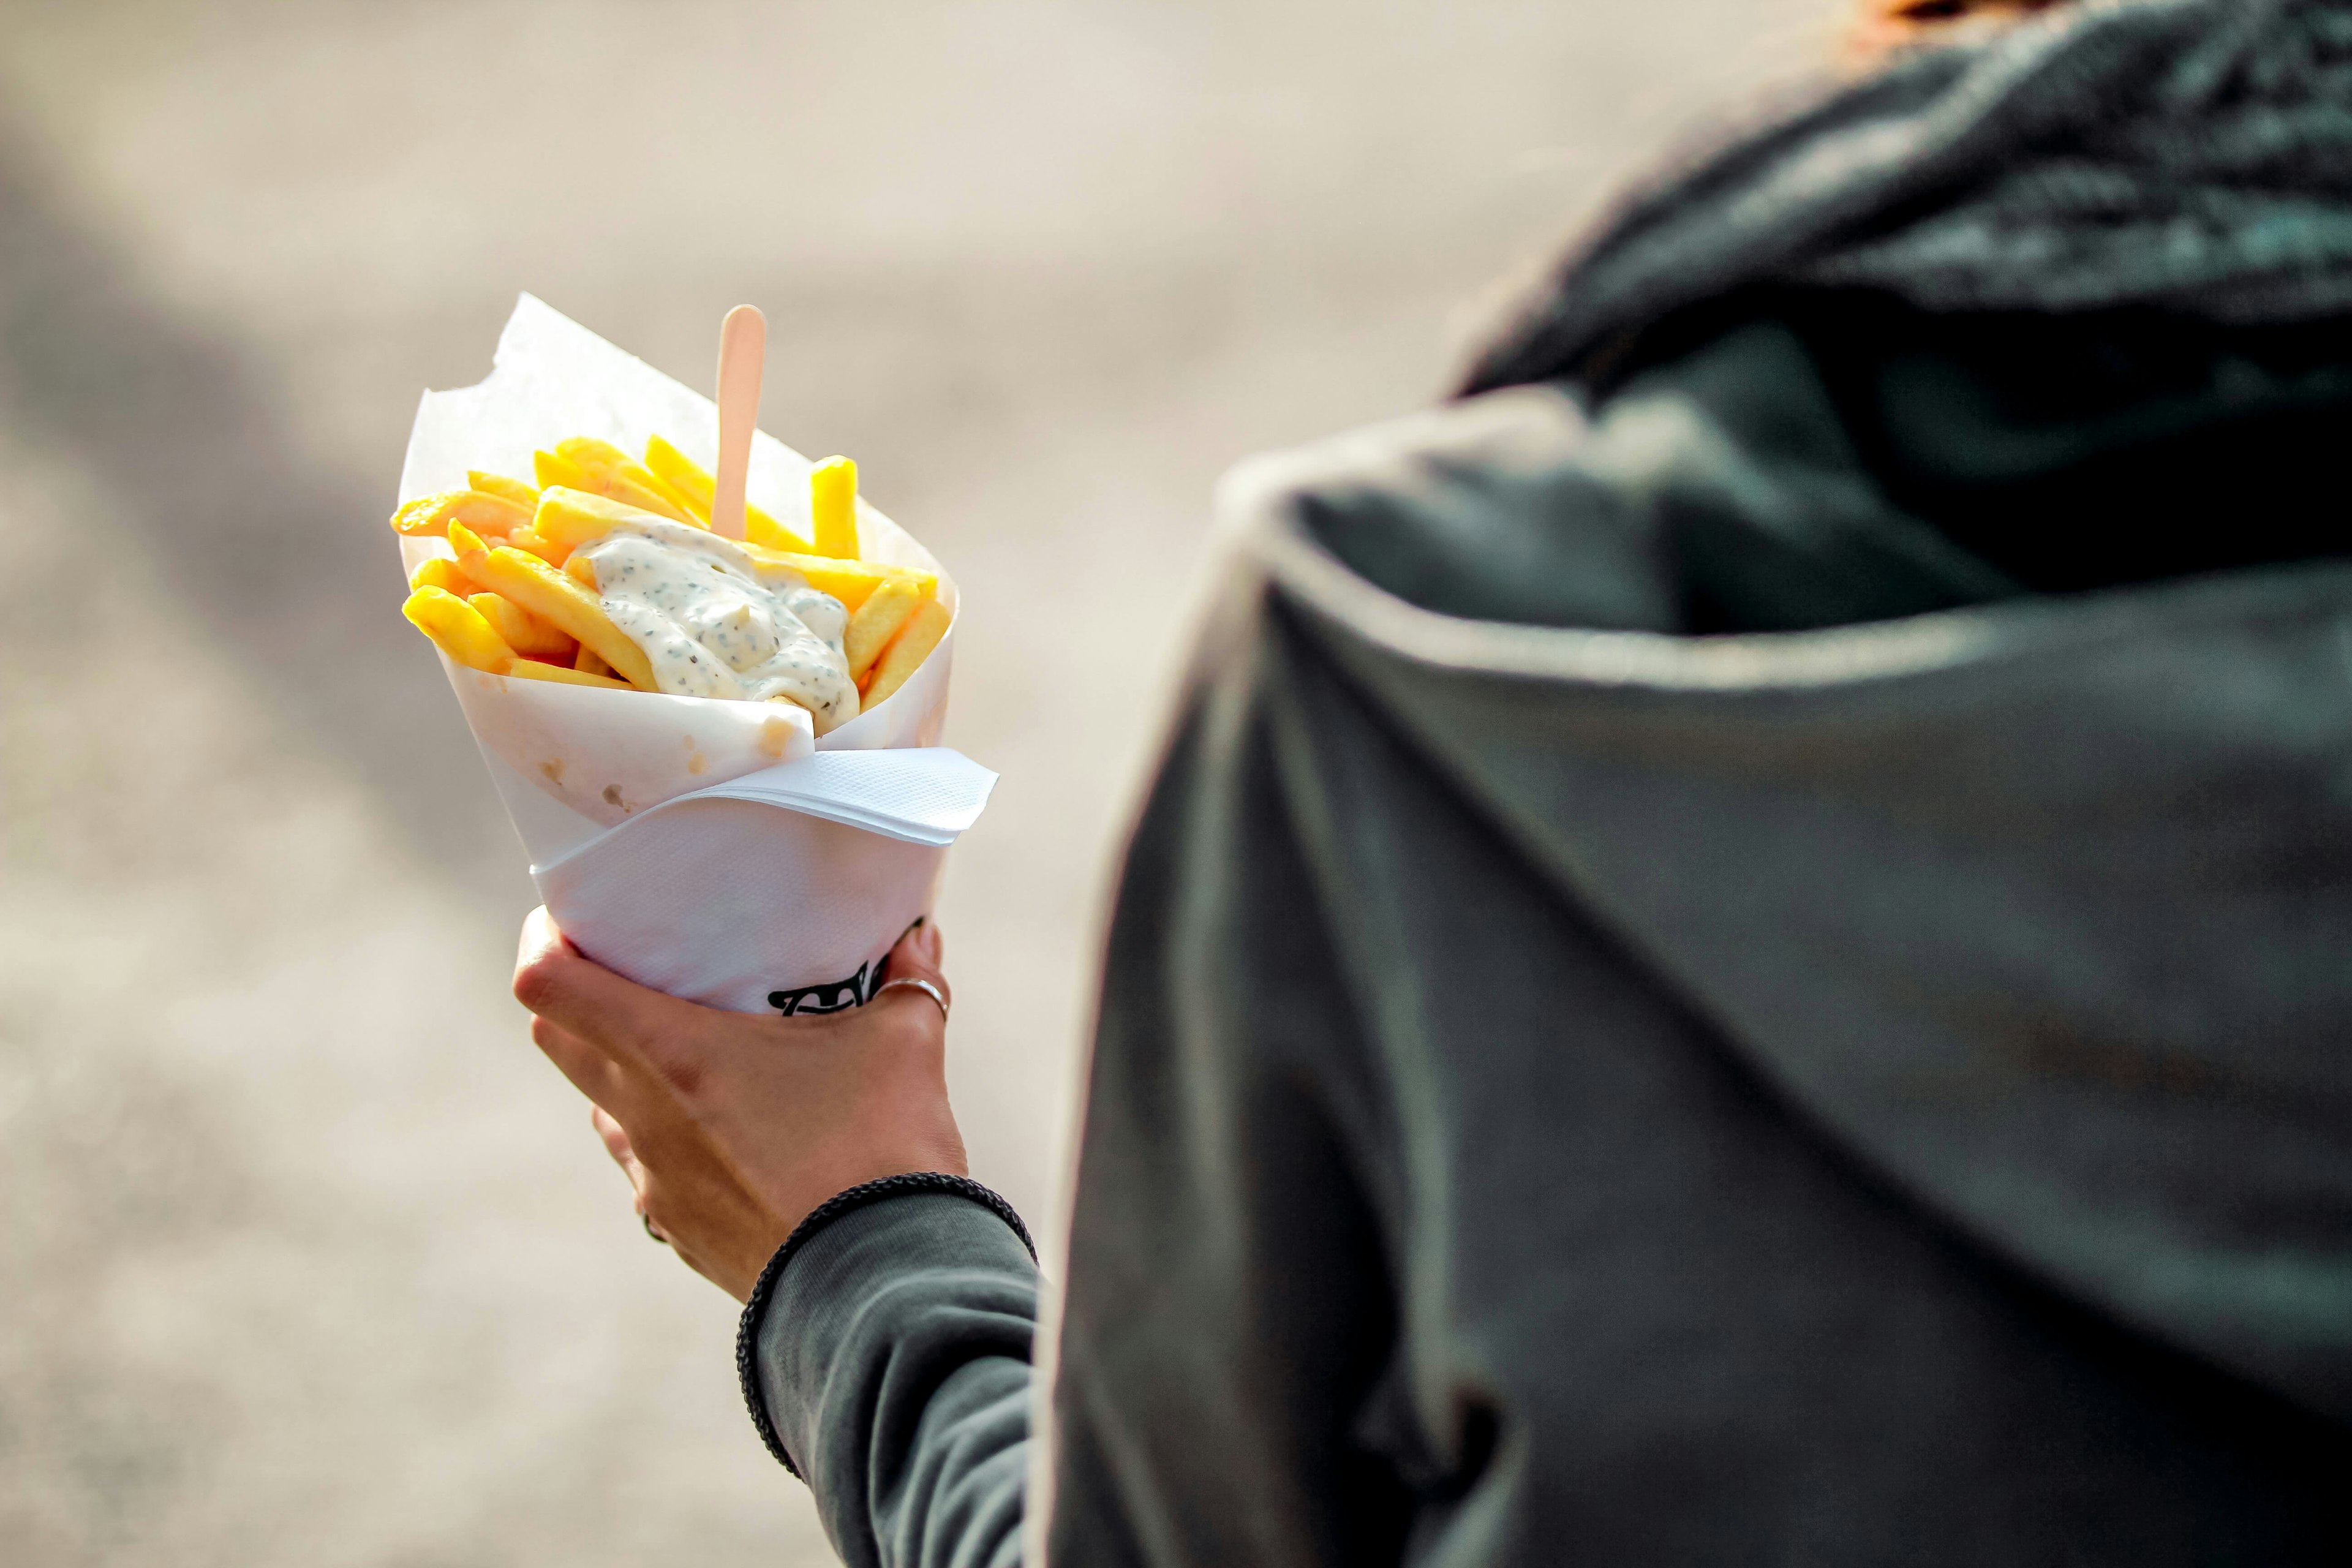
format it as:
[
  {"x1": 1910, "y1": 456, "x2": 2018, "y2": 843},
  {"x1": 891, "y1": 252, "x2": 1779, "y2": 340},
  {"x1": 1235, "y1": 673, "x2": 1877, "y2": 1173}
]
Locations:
[{"x1": 750, "y1": 4, "x2": 2352, "y2": 1562}]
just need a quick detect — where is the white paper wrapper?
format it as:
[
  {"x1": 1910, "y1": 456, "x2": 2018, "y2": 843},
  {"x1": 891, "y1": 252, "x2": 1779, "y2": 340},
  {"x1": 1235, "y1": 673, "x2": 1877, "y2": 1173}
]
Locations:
[{"x1": 396, "y1": 295, "x2": 994, "y2": 1012}]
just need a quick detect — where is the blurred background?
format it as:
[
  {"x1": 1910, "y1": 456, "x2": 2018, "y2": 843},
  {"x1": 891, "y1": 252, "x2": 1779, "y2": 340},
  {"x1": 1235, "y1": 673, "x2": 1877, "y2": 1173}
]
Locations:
[{"x1": 1, "y1": 2, "x2": 1830, "y2": 1562}]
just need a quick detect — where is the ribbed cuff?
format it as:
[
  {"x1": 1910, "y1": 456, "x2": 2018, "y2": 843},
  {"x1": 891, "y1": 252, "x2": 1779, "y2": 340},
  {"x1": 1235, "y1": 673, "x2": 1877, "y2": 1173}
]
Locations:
[{"x1": 736, "y1": 1172, "x2": 1035, "y2": 1474}]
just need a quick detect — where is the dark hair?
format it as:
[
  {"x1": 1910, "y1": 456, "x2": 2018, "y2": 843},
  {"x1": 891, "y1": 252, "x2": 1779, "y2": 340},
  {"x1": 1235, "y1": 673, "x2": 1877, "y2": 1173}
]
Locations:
[
  {"x1": 1873, "y1": 0, "x2": 2071, "y2": 18},
  {"x1": 1849, "y1": 0, "x2": 2073, "y2": 60}
]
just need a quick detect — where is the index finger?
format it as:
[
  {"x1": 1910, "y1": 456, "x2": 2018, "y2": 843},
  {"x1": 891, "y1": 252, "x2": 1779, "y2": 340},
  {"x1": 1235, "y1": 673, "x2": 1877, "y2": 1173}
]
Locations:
[{"x1": 512, "y1": 908, "x2": 712, "y2": 1086}]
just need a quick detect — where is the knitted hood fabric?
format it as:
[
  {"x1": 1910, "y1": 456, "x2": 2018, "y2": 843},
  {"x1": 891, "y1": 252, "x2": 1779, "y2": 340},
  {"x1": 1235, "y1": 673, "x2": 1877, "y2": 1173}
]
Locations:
[{"x1": 1466, "y1": 0, "x2": 2352, "y2": 393}]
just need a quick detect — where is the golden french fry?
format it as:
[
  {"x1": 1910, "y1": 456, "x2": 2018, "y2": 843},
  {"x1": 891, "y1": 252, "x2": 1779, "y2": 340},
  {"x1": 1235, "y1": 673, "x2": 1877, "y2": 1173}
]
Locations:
[
  {"x1": 468, "y1": 470, "x2": 540, "y2": 509},
  {"x1": 556, "y1": 437, "x2": 699, "y2": 520},
  {"x1": 402, "y1": 434, "x2": 952, "y2": 731},
  {"x1": 533, "y1": 485, "x2": 673, "y2": 546},
  {"x1": 534, "y1": 448, "x2": 592, "y2": 493},
  {"x1": 741, "y1": 543, "x2": 934, "y2": 612},
  {"x1": 559, "y1": 437, "x2": 687, "y2": 505},
  {"x1": 860, "y1": 597, "x2": 949, "y2": 708},
  {"x1": 843, "y1": 578, "x2": 920, "y2": 680},
  {"x1": 469, "y1": 545, "x2": 658, "y2": 690},
  {"x1": 507, "y1": 658, "x2": 635, "y2": 690},
  {"x1": 503, "y1": 527, "x2": 572, "y2": 567},
  {"x1": 611, "y1": 473, "x2": 701, "y2": 526},
  {"x1": 643, "y1": 434, "x2": 715, "y2": 519},
  {"x1": 389, "y1": 488, "x2": 533, "y2": 539},
  {"x1": 554, "y1": 437, "x2": 639, "y2": 470},
  {"x1": 469, "y1": 592, "x2": 576, "y2": 660},
  {"x1": 405, "y1": 581, "x2": 635, "y2": 694},
  {"x1": 810, "y1": 455, "x2": 859, "y2": 559},
  {"x1": 408, "y1": 556, "x2": 476, "y2": 595},
  {"x1": 743, "y1": 511, "x2": 814, "y2": 554},
  {"x1": 548, "y1": 436, "x2": 700, "y2": 526},
  {"x1": 448, "y1": 519, "x2": 491, "y2": 558},
  {"x1": 403, "y1": 586, "x2": 516, "y2": 674},
  {"x1": 643, "y1": 434, "x2": 812, "y2": 550}
]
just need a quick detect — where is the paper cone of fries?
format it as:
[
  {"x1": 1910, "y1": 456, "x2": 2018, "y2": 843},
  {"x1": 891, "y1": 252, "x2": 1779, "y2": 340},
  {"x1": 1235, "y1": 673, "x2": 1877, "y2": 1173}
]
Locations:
[{"x1": 394, "y1": 295, "x2": 994, "y2": 1013}]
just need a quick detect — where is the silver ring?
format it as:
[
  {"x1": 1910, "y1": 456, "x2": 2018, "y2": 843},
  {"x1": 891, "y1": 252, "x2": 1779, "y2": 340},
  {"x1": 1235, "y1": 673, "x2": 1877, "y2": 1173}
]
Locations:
[{"x1": 876, "y1": 976, "x2": 949, "y2": 1022}]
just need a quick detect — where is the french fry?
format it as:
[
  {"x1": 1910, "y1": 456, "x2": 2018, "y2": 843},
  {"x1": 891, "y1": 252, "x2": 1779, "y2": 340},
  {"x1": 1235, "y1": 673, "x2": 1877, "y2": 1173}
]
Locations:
[
  {"x1": 810, "y1": 455, "x2": 859, "y2": 559},
  {"x1": 641, "y1": 433, "x2": 714, "y2": 519},
  {"x1": 409, "y1": 556, "x2": 476, "y2": 595},
  {"x1": 533, "y1": 486, "x2": 674, "y2": 546},
  {"x1": 404, "y1": 586, "x2": 518, "y2": 674},
  {"x1": 400, "y1": 430, "x2": 941, "y2": 722},
  {"x1": 467, "y1": 543, "x2": 658, "y2": 691},
  {"x1": 643, "y1": 434, "x2": 812, "y2": 551},
  {"x1": 446, "y1": 514, "x2": 568, "y2": 573},
  {"x1": 507, "y1": 658, "x2": 635, "y2": 690},
  {"x1": 469, "y1": 592, "x2": 576, "y2": 660},
  {"x1": 742, "y1": 512, "x2": 810, "y2": 554},
  {"x1": 860, "y1": 597, "x2": 949, "y2": 708},
  {"x1": 390, "y1": 488, "x2": 533, "y2": 539},
  {"x1": 843, "y1": 578, "x2": 920, "y2": 680},
  {"x1": 741, "y1": 543, "x2": 934, "y2": 612},
  {"x1": 468, "y1": 470, "x2": 541, "y2": 509},
  {"x1": 548, "y1": 436, "x2": 701, "y2": 526},
  {"x1": 447, "y1": 519, "x2": 491, "y2": 559},
  {"x1": 533, "y1": 448, "x2": 592, "y2": 494},
  {"x1": 508, "y1": 528, "x2": 575, "y2": 567},
  {"x1": 404, "y1": 586, "x2": 600, "y2": 687},
  {"x1": 557, "y1": 436, "x2": 699, "y2": 516}
]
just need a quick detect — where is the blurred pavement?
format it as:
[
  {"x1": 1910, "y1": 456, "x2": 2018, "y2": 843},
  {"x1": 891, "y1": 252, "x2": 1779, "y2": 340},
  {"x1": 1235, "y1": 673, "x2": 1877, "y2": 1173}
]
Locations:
[{"x1": 0, "y1": 2, "x2": 1827, "y2": 1562}]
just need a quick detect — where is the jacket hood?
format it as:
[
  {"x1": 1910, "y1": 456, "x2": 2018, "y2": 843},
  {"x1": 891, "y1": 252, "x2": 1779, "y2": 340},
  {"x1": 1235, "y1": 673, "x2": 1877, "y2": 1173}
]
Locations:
[
  {"x1": 1246, "y1": 502, "x2": 2352, "y2": 1421},
  {"x1": 1466, "y1": 0, "x2": 2352, "y2": 395}
]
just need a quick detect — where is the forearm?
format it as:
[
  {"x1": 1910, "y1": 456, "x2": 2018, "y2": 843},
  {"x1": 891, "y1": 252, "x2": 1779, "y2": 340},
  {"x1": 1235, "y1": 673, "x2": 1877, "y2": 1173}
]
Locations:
[{"x1": 745, "y1": 1180, "x2": 1038, "y2": 1568}]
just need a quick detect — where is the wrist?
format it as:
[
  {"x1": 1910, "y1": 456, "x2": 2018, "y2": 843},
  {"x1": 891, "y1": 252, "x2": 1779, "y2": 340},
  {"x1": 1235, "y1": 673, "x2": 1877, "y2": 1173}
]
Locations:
[{"x1": 735, "y1": 1172, "x2": 1035, "y2": 1475}]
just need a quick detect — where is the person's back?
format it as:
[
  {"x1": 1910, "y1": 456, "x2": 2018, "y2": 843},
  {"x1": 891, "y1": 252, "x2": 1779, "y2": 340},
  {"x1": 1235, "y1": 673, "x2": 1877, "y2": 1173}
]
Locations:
[
  {"x1": 1044, "y1": 326, "x2": 2352, "y2": 1563},
  {"x1": 518, "y1": 2, "x2": 2352, "y2": 1562}
]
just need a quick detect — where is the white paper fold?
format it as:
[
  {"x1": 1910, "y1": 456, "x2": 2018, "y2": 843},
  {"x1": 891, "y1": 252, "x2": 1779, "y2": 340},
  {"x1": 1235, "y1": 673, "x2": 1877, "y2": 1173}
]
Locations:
[
  {"x1": 397, "y1": 296, "x2": 991, "y2": 1012},
  {"x1": 538, "y1": 748, "x2": 1001, "y2": 864}
]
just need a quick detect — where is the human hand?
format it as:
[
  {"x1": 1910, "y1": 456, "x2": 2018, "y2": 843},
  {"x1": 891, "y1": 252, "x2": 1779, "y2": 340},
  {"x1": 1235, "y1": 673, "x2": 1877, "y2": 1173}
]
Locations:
[{"x1": 513, "y1": 910, "x2": 967, "y2": 1301}]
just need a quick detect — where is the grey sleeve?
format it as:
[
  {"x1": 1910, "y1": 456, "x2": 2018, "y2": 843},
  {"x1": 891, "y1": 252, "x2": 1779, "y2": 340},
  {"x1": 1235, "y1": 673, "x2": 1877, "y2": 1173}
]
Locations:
[
  {"x1": 748, "y1": 1189, "x2": 1038, "y2": 1568},
  {"x1": 742, "y1": 631, "x2": 1421, "y2": 1568}
]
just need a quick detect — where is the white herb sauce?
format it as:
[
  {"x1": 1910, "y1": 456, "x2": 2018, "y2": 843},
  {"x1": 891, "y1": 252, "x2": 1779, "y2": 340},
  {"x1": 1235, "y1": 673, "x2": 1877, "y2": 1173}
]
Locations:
[{"x1": 574, "y1": 518, "x2": 858, "y2": 733}]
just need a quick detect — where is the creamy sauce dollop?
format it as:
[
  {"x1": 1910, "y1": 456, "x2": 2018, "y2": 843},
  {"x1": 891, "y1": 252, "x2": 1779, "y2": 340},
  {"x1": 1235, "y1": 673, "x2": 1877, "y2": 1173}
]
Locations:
[{"x1": 574, "y1": 518, "x2": 859, "y2": 733}]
